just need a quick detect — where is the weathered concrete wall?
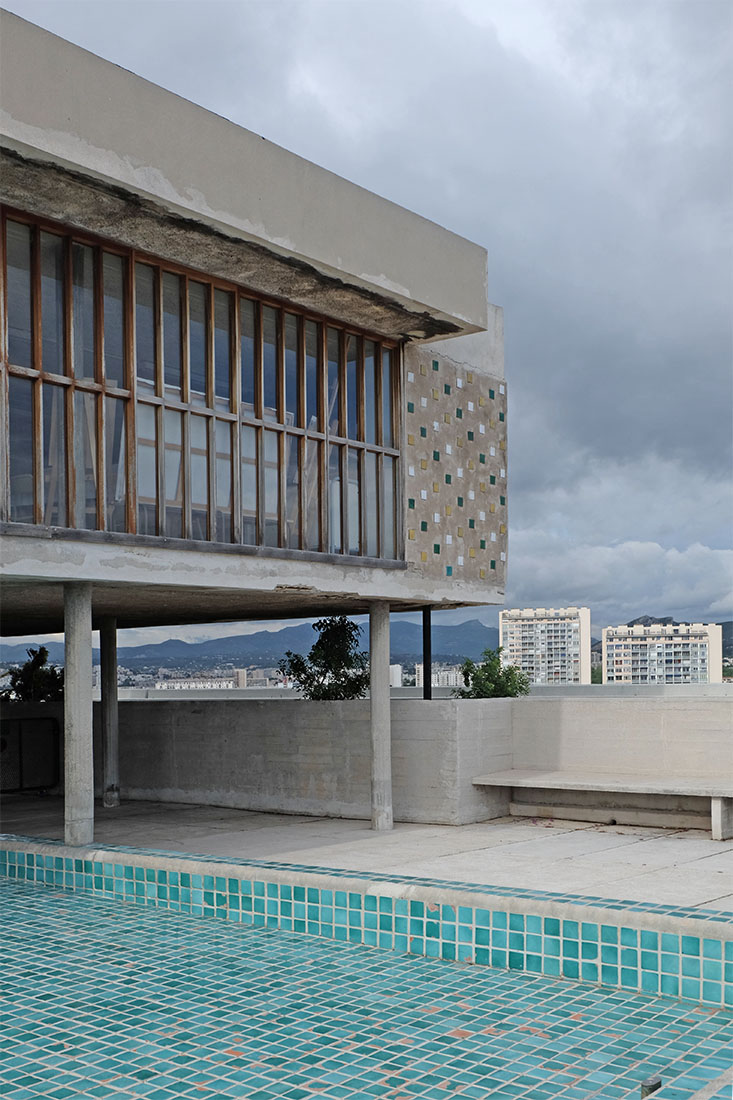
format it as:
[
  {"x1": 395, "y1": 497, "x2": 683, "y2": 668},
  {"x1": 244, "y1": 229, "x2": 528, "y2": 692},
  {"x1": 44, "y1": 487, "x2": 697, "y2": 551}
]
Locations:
[
  {"x1": 4, "y1": 694, "x2": 730, "y2": 824},
  {"x1": 510, "y1": 696, "x2": 732, "y2": 779},
  {"x1": 0, "y1": 11, "x2": 488, "y2": 337}
]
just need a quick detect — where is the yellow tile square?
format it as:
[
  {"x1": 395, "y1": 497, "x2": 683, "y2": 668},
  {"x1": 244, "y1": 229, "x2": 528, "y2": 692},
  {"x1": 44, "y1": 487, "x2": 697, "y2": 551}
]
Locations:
[
  {"x1": 432, "y1": 388, "x2": 439, "y2": 400},
  {"x1": 407, "y1": 434, "x2": 415, "y2": 445},
  {"x1": 408, "y1": 529, "x2": 415, "y2": 540},
  {"x1": 444, "y1": 413, "x2": 451, "y2": 423},
  {"x1": 420, "y1": 550, "x2": 427, "y2": 561},
  {"x1": 457, "y1": 526, "x2": 463, "y2": 537},
  {"x1": 468, "y1": 460, "x2": 475, "y2": 471},
  {"x1": 433, "y1": 482, "x2": 440, "y2": 493},
  {"x1": 479, "y1": 396, "x2": 485, "y2": 407},
  {"x1": 467, "y1": 372, "x2": 474, "y2": 383},
  {"x1": 445, "y1": 504, "x2": 452, "y2": 516},
  {"x1": 479, "y1": 568, "x2": 486, "y2": 579},
  {"x1": 420, "y1": 364, "x2": 427, "y2": 375},
  {"x1": 500, "y1": 439, "x2": 506, "y2": 450},
  {"x1": 469, "y1": 548, "x2": 476, "y2": 558},
  {"x1": 420, "y1": 459, "x2": 427, "y2": 469},
  {"x1": 500, "y1": 523, "x2": 506, "y2": 534},
  {"x1": 480, "y1": 481, "x2": 486, "y2": 492},
  {"x1": 490, "y1": 503, "x2": 496, "y2": 513}
]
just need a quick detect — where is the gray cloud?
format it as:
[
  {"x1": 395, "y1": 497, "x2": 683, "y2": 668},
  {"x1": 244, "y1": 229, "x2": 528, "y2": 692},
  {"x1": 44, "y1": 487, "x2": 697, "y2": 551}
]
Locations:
[{"x1": 4, "y1": 0, "x2": 731, "y2": 635}]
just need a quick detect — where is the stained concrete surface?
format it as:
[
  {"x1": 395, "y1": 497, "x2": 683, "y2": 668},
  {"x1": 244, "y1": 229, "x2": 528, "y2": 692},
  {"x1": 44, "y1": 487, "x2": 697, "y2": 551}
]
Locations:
[{"x1": 2, "y1": 794, "x2": 731, "y2": 910}]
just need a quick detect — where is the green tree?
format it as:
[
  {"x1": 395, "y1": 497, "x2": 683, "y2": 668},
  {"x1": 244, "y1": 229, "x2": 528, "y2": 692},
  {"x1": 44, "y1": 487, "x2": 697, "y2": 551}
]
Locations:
[
  {"x1": 0, "y1": 646, "x2": 64, "y2": 702},
  {"x1": 278, "y1": 617, "x2": 370, "y2": 700},
  {"x1": 452, "y1": 646, "x2": 530, "y2": 699},
  {"x1": 591, "y1": 666, "x2": 603, "y2": 684}
]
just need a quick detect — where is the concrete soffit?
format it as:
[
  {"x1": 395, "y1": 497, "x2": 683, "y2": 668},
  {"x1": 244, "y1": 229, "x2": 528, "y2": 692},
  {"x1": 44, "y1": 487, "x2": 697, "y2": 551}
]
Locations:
[{"x1": 0, "y1": 146, "x2": 471, "y2": 343}]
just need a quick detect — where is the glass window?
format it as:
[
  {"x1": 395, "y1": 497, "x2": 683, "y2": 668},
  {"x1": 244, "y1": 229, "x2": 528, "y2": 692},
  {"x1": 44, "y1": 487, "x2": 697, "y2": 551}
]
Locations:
[
  {"x1": 328, "y1": 444, "x2": 342, "y2": 554},
  {"x1": 6, "y1": 221, "x2": 32, "y2": 368},
  {"x1": 241, "y1": 424, "x2": 257, "y2": 545},
  {"x1": 136, "y1": 403, "x2": 157, "y2": 534},
  {"x1": 41, "y1": 233, "x2": 65, "y2": 375},
  {"x1": 262, "y1": 306, "x2": 278, "y2": 422},
  {"x1": 346, "y1": 334, "x2": 359, "y2": 440},
  {"x1": 347, "y1": 447, "x2": 360, "y2": 554},
  {"x1": 364, "y1": 341, "x2": 377, "y2": 445},
  {"x1": 382, "y1": 348, "x2": 393, "y2": 447},
  {"x1": 190, "y1": 416, "x2": 209, "y2": 541},
  {"x1": 72, "y1": 244, "x2": 95, "y2": 379},
  {"x1": 381, "y1": 455, "x2": 395, "y2": 558},
  {"x1": 284, "y1": 313, "x2": 299, "y2": 428},
  {"x1": 189, "y1": 281, "x2": 208, "y2": 405},
  {"x1": 215, "y1": 420, "x2": 232, "y2": 542},
  {"x1": 103, "y1": 253, "x2": 126, "y2": 387},
  {"x1": 105, "y1": 396, "x2": 126, "y2": 532},
  {"x1": 135, "y1": 263, "x2": 156, "y2": 394},
  {"x1": 74, "y1": 390, "x2": 98, "y2": 529},
  {"x1": 364, "y1": 450, "x2": 378, "y2": 557},
  {"x1": 214, "y1": 290, "x2": 232, "y2": 409},
  {"x1": 327, "y1": 328, "x2": 340, "y2": 435},
  {"x1": 284, "y1": 433, "x2": 300, "y2": 549},
  {"x1": 303, "y1": 437, "x2": 321, "y2": 552},
  {"x1": 240, "y1": 298, "x2": 256, "y2": 415},
  {"x1": 9, "y1": 376, "x2": 34, "y2": 521},
  {"x1": 305, "y1": 321, "x2": 319, "y2": 431},
  {"x1": 263, "y1": 430, "x2": 280, "y2": 546},
  {"x1": 163, "y1": 409, "x2": 183, "y2": 538},
  {"x1": 42, "y1": 384, "x2": 66, "y2": 527},
  {"x1": 162, "y1": 272, "x2": 182, "y2": 394}
]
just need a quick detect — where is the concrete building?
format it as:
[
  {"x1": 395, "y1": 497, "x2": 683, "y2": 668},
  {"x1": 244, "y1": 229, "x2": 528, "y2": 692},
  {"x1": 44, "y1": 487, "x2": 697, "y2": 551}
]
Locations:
[
  {"x1": 0, "y1": 13, "x2": 507, "y2": 844},
  {"x1": 415, "y1": 663, "x2": 464, "y2": 689},
  {"x1": 602, "y1": 623, "x2": 723, "y2": 685},
  {"x1": 499, "y1": 607, "x2": 591, "y2": 685}
]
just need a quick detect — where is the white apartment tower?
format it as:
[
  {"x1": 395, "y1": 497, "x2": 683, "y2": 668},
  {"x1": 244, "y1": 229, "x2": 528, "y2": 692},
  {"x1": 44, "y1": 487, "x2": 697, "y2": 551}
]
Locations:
[
  {"x1": 499, "y1": 607, "x2": 592, "y2": 685},
  {"x1": 602, "y1": 623, "x2": 723, "y2": 684}
]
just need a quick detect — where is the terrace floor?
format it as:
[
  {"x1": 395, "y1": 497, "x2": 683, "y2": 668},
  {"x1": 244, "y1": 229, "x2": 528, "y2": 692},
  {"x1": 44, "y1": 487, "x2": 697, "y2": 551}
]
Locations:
[{"x1": 3, "y1": 796, "x2": 732, "y2": 911}]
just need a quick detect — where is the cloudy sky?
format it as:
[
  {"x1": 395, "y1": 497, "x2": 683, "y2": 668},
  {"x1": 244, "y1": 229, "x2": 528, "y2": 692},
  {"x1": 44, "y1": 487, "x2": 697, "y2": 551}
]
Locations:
[{"x1": 4, "y1": 0, "x2": 732, "y2": 645}]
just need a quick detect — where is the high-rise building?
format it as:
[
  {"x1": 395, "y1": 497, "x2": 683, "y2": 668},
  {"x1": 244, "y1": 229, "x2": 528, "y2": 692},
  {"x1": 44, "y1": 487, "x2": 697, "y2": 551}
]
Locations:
[
  {"x1": 499, "y1": 607, "x2": 591, "y2": 685},
  {"x1": 602, "y1": 623, "x2": 723, "y2": 684}
]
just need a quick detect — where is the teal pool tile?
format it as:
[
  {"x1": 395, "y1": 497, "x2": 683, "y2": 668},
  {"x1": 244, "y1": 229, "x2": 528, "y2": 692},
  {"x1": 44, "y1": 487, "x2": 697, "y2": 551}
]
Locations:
[
  {"x1": 545, "y1": 936, "x2": 561, "y2": 957},
  {"x1": 682, "y1": 935, "x2": 701, "y2": 955},
  {"x1": 601, "y1": 925, "x2": 619, "y2": 944}
]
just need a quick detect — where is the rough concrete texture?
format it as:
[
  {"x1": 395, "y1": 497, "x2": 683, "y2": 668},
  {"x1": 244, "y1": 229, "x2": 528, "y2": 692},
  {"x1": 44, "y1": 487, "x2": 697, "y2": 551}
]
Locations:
[
  {"x1": 3, "y1": 797, "x2": 732, "y2": 912},
  {"x1": 0, "y1": 11, "x2": 488, "y2": 335}
]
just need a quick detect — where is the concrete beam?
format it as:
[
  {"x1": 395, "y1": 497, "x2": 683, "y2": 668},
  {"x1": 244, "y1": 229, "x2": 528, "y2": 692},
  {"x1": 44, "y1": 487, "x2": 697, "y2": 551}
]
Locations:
[
  {"x1": 100, "y1": 616, "x2": 120, "y2": 809},
  {"x1": 64, "y1": 582, "x2": 94, "y2": 845},
  {"x1": 370, "y1": 601, "x2": 393, "y2": 831},
  {"x1": 711, "y1": 797, "x2": 732, "y2": 841}
]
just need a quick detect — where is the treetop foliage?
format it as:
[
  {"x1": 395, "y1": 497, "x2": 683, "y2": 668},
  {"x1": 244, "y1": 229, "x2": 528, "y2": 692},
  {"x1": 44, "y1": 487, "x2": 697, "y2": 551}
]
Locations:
[
  {"x1": 452, "y1": 646, "x2": 530, "y2": 699},
  {"x1": 278, "y1": 616, "x2": 370, "y2": 700},
  {"x1": 0, "y1": 646, "x2": 64, "y2": 702}
]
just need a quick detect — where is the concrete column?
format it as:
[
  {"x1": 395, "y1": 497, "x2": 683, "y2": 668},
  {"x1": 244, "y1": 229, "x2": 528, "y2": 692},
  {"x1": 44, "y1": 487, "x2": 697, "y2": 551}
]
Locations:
[
  {"x1": 64, "y1": 582, "x2": 94, "y2": 846},
  {"x1": 370, "y1": 600, "x2": 393, "y2": 831},
  {"x1": 422, "y1": 606, "x2": 432, "y2": 700},
  {"x1": 100, "y1": 616, "x2": 120, "y2": 808}
]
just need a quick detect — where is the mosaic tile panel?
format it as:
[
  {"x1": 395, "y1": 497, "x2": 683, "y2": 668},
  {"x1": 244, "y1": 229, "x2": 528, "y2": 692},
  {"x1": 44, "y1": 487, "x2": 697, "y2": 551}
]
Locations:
[
  {"x1": 403, "y1": 345, "x2": 507, "y2": 589},
  {"x1": 2, "y1": 841, "x2": 731, "y2": 1011},
  {"x1": 2, "y1": 878, "x2": 732, "y2": 1100}
]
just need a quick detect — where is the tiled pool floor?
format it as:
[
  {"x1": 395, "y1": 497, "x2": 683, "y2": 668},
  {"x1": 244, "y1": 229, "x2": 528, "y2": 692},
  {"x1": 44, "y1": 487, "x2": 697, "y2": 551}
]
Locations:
[{"x1": 2, "y1": 880, "x2": 732, "y2": 1100}]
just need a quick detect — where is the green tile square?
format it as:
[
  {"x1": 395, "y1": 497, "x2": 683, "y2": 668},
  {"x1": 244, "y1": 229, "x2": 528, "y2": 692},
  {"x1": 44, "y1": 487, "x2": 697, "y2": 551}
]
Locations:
[
  {"x1": 479, "y1": 453, "x2": 486, "y2": 463},
  {"x1": 408, "y1": 497, "x2": 415, "y2": 509},
  {"x1": 489, "y1": 474, "x2": 496, "y2": 484},
  {"x1": 433, "y1": 544, "x2": 440, "y2": 554},
  {"x1": 420, "y1": 521, "x2": 428, "y2": 531},
  {"x1": 467, "y1": 430, "x2": 474, "y2": 440},
  {"x1": 489, "y1": 388, "x2": 495, "y2": 399},
  {"x1": 420, "y1": 426, "x2": 427, "y2": 437},
  {"x1": 456, "y1": 408, "x2": 463, "y2": 418},
  {"x1": 433, "y1": 450, "x2": 440, "y2": 461},
  {"x1": 468, "y1": 518, "x2": 475, "y2": 528},
  {"x1": 444, "y1": 384, "x2": 451, "y2": 395},
  {"x1": 457, "y1": 496, "x2": 463, "y2": 507},
  {"x1": 407, "y1": 401, "x2": 414, "y2": 413},
  {"x1": 445, "y1": 474, "x2": 451, "y2": 484},
  {"x1": 490, "y1": 560, "x2": 496, "y2": 569},
  {"x1": 499, "y1": 411, "x2": 505, "y2": 422},
  {"x1": 432, "y1": 360, "x2": 439, "y2": 370}
]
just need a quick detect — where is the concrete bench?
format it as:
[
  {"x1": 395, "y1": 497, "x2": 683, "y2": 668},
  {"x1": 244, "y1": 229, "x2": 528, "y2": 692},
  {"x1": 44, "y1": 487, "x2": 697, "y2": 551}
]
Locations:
[{"x1": 472, "y1": 770, "x2": 733, "y2": 840}]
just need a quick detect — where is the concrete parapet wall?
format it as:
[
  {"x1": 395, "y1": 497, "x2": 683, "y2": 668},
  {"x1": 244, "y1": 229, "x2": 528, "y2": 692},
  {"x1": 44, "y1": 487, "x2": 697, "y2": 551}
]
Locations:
[{"x1": 4, "y1": 694, "x2": 731, "y2": 824}]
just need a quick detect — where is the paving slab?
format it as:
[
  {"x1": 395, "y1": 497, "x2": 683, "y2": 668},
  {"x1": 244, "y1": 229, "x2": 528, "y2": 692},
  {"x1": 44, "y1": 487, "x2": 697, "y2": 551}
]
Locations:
[{"x1": 2, "y1": 795, "x2": 732, "y2": 910}]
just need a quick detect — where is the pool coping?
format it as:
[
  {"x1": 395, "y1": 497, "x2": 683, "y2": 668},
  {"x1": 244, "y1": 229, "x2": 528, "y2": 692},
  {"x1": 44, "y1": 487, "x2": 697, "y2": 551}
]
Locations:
[{"x1": 2, "y1": 833, "x2": 732, "y2": 1011}]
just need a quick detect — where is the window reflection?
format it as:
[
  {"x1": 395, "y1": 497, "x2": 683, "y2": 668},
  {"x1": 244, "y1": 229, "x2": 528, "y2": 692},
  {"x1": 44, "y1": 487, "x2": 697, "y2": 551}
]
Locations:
[
  {"x1": 136, "y1": 403, "x2": 157, "y2": 534},
  {"x1": 163, "y1": 272, "x2": 182, "y2": 395},
  {"x1": 135, "y1": 263, "x2": 156, "y2": 394},
  {"x1": 215, "y1": 420, "x2": 232, "y2": 542},
  {"x1": 6, "y1": 222, "x2": 32, "y2": 368},
  {"x1": 72, "y1": 244, "x2": 95, "y2": 379},
  {"x1": 328, "y1": 444, "x2": 342, "y2": 554},
  {"x1": 263, "y1": 430, "x2": 279, "y2": 546},
  {"x1": 164, "y1": 409, "x2": 184, "y2": 538},
  {"x1": 284, "y1": 313, "x2": 299, "y2": 428},
  {"x1": 41, "y1": 233, "x2": 65, "y2": 375},
  {"x1": 241, "y1": 425, "x2": 257, "y2": 545},
  {"x1": 9, "y1": 376, "x2": 34, "y2": 521},
  {"x1": 105, "y1": 396, "x2": 126, "y2": 532},
  {"x1": 43, "y1": 384, "x2": 66, "y2": 527},
  {"x1": 262, "y1": 306, "x2": 278, "y2": 422},
  {"x1": 284, "y1": 433, "x2": 300, "y2": 549},
  {"x1": 103, "y1": 254, "x2": 126, "y2": 387},
  {"x1": 74, "y1": 390, "x2": 98, "y2": 529},
  {"x1": 190, "y1": 416, "x2": 209, "y2": 540},
  {"x1": 189, "y1": 281, "x2": 208, "y2": 405}
]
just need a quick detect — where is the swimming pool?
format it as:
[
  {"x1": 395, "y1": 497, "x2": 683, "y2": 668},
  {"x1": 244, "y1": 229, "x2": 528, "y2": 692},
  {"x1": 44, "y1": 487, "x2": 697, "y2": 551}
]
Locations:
[{"x1": 2, "y1": 877, "x2": 732, "y2": 1099}]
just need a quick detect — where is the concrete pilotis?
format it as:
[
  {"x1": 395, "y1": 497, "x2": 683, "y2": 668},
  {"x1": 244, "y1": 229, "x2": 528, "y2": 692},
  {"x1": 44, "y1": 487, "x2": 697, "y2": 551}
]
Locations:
[
  {"x1": 369, "y1": 601, "x2": 393, "y2": 831},
  {"x1": 711, "y1": 797, "x2": 732, "y2": 841},
  {"x1": 64, "y1": 582, "x2": 94, "y2": 846},
  {"x1": 100, "y1": 616, "x2": 120, "y2": 809}
]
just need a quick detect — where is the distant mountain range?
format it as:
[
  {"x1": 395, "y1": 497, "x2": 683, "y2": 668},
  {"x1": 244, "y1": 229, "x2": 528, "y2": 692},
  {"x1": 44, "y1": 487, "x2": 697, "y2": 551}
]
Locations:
[
  {"x1": 0, "y1": 618, "x2": 500, "y2": 670},
  {"x1": 2, "y1": 617, "x2": 730, "y2": 670}
]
